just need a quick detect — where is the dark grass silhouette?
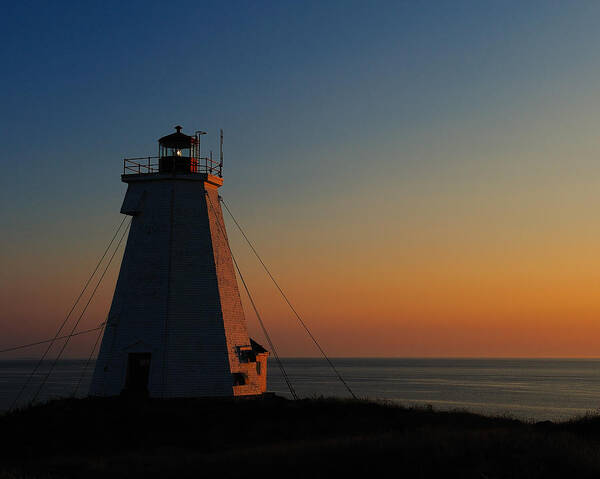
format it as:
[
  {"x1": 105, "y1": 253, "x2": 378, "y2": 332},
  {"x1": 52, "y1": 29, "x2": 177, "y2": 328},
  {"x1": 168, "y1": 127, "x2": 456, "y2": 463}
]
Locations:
[{"x1": 2, "y1": 396, "x2": 600, "y2": 478}]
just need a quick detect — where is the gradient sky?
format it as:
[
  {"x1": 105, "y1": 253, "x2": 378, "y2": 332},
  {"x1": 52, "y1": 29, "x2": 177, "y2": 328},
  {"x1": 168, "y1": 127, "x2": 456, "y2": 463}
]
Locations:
[{"x1": 3, "y1": 1, "x2": 600, "y2": 358}]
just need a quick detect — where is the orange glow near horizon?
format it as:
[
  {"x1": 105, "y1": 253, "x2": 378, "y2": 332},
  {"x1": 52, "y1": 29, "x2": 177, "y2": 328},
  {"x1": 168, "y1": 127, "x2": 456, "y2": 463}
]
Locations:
[
  {"x1": 4, "y1": 163, "x2": 600, "y2": 359},
  {"x1": 4, "y1": 160, "x2": 600, "y2": 359}
]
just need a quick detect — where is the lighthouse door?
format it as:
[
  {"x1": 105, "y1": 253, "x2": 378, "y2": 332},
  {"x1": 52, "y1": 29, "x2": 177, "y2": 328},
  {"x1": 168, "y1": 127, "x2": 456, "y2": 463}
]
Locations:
[{"x1": 124, "y1": 353, "x2": 151, "y2": 394}]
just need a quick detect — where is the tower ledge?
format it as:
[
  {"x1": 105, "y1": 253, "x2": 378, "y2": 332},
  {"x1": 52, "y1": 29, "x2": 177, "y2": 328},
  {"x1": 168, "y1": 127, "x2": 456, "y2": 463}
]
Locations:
[{"x1": 121, "y1": 172, "x2": 224, "y2": 188}]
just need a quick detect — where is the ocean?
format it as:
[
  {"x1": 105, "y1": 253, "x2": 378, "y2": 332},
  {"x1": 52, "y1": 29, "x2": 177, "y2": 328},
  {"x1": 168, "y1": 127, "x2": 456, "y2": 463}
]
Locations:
[{"x1": 2, "y1": 358, "x2": 600, "y2": 421}]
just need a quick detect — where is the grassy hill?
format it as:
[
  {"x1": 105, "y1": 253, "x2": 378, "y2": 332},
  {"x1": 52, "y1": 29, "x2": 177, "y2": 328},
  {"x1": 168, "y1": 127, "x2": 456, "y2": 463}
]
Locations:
[{"x1": 2, "y1": 395, "x2": 600, "y2": 478}]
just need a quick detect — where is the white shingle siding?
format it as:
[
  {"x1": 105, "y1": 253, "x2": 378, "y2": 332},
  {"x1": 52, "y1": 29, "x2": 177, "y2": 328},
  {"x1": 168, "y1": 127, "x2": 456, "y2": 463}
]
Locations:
[{"x1": 89, "y1": 173, "x2": 267, "y2": 398}]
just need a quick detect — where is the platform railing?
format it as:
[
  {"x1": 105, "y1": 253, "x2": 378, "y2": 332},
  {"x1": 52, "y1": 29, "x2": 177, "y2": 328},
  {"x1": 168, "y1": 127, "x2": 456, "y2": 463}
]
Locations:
[
  {"x1": 123, "y1": 157, "x2": 159, "y2": 174},
  {"x1": 123, "y1": 156, "x2": 222, "y2": 177},
  {"x1": 196, "y1": 156, "x2": 223, "y2": 177}
]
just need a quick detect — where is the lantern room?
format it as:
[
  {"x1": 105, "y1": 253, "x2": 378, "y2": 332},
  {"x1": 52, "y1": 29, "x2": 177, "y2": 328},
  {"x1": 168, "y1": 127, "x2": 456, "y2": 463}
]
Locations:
[{"x1": 158, "y1": 125, "x2": 199, "y2": 174}]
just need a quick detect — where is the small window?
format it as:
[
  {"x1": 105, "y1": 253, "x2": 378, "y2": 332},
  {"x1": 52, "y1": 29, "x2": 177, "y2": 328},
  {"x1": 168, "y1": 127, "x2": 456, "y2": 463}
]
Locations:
[
  {"x1": 236, "y1": 346, "x2": 256, "y2": 363},
  {"x1": 233, "y1": 373, "x2": 247, "y2": 386},
  {"x1": 256, "y1": 361, "x2": 262, "y2": 375}
]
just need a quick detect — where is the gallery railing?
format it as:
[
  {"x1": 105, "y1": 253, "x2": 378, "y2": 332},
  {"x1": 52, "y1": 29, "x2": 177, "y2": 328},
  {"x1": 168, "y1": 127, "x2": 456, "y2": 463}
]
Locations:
[{"x1": 123, "y1": 156, "x2": 222, "y2": 177}]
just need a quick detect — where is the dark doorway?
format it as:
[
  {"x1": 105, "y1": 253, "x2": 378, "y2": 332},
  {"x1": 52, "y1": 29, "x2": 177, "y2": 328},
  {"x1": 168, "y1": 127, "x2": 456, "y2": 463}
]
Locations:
[
  {"x1": 232, "y1": 372, "x2": 248, "y2": 386},
  {"x1": 124, "y1": 352, "x2": 151, "y2": 395}
]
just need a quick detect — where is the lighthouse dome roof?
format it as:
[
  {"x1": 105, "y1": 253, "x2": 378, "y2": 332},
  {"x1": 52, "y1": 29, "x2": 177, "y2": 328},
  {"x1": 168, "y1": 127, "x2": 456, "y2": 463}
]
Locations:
[{"x1": 159, "y1": 126, "x2": 195, "y2": 149}]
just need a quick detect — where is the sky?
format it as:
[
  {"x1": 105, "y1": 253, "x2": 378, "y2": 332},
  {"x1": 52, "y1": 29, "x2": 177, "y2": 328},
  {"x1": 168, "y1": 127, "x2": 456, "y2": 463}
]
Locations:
[{"x1": 2, "y1": 0, "x2": 600, "y2": 358}]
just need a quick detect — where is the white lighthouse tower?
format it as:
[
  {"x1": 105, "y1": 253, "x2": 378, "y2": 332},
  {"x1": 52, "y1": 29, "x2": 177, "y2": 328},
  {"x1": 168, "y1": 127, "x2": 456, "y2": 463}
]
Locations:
[{"x1": 90, "y1": 126, "x2": 268, "y2": 398}]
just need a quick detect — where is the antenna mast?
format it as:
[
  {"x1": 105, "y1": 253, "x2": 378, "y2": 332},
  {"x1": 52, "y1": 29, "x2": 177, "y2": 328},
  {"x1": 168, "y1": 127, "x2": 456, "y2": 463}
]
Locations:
[{"x1": 219, "y1": 129, "x2": 224, "y2": 177}]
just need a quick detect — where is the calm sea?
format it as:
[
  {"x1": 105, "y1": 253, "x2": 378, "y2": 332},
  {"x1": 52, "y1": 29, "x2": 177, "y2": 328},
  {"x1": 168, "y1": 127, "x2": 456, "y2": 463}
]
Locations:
[{"x1": 2, "y1": 358, "x2": 600, "y2": 421}]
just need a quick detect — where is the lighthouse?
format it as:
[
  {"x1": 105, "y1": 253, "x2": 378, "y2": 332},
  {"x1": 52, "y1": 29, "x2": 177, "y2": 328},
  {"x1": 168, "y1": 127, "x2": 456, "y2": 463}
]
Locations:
[{"x1": 90, "y1": 126, "x2": 268, "y2": 398}]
